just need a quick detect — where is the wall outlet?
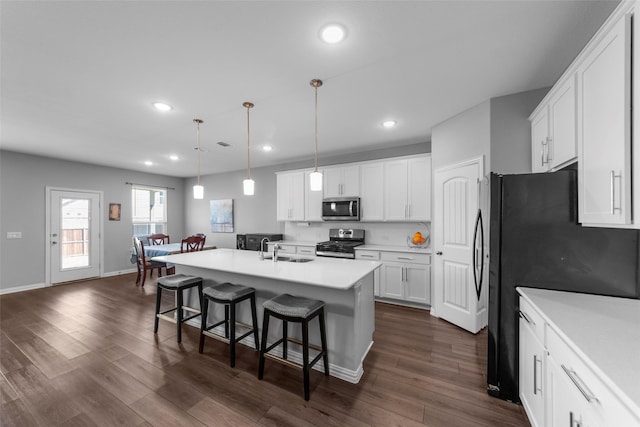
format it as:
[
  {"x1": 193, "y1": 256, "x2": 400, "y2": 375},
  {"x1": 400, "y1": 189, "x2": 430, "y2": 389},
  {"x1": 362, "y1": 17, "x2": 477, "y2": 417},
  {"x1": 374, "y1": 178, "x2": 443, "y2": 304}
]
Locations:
[{"x1": 7, "y1": 232, "x2": 22, "y2": 239}]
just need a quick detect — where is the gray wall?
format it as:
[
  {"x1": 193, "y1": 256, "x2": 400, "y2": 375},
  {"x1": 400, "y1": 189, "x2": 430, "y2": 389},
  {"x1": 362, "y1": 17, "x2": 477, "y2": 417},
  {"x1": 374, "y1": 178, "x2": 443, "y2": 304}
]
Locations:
[
  {"x1": 0, "y1": 150, "x2": 185, "y2": 292},
  {"x1": 1, "y1": 142, "x2": 429, "y2": 291}
]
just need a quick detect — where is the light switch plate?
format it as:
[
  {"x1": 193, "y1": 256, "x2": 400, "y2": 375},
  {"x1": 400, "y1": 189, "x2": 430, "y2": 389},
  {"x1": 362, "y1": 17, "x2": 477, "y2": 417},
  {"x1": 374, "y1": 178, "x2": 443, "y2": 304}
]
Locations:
[{"x1": 7, "y1": 232, "x2": 22, "y2": 239}]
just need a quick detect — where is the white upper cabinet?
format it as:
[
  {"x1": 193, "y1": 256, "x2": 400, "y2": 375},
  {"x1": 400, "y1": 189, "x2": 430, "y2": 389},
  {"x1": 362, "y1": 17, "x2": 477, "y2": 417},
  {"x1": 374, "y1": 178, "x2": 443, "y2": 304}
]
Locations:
[
  {"x1": 359, "y1": 162, "x2": 384, "y2": 221},
  {"x1": 577, "y1": 11, "x2": 631, "y2": 226},
  {"x1": 276, "y1": 171, "x2": 305, "y2": 221},
  {"x1": 384, "y1": 156, "x2": 431, "y2": 221},
  {"x1": 323, "y1": 165, "x2": 360, "y2": 198},
  {"x1": 530, "y1": 76, "x2": 577, "y2": 173}
]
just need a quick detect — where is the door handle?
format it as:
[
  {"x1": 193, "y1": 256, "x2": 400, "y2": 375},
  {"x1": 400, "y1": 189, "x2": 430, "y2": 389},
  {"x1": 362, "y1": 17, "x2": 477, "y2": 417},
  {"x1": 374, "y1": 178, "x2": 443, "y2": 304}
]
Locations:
[
  {"x1": 51, "y1": 241, "x2": 58, "y2": 245},
  {"x1": 436, "y1": 251, "x2": 443, "y2": 255}
]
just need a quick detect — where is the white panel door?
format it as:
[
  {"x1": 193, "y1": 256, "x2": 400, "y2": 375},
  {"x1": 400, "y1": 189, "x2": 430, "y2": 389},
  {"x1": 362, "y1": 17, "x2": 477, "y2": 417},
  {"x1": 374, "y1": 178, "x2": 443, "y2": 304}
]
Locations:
[
  {"x1": 433, "y1": 157, "x2": 484, "y2": 333},
  {"x1": 49, "y1": 189, "x2": 101, "y2": 284}
]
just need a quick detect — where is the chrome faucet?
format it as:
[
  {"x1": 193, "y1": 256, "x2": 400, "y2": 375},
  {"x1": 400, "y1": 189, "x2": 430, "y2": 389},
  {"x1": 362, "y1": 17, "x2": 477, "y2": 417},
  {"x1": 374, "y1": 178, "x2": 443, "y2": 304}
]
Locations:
[
  {"x1": 272, "y1": 243, "x2": 282, "y2": 262},
  {"x1": 259, "y1": 237, "x2": 270, "y2": 260}
]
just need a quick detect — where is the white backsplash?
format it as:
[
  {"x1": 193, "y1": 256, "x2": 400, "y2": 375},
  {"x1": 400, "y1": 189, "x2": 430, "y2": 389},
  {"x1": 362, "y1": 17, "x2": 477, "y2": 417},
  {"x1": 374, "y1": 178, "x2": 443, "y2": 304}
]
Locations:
[{"x1": 283, "y1": 221, "x2": 431, "y2": 248}]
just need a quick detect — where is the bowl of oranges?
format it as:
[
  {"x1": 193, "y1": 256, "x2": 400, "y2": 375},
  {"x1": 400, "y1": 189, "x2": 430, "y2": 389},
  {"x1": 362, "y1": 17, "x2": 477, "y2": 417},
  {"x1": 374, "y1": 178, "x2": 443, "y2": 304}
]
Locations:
[{"x1": 407, "y1": 231, "x2": 429, "y2": 249}]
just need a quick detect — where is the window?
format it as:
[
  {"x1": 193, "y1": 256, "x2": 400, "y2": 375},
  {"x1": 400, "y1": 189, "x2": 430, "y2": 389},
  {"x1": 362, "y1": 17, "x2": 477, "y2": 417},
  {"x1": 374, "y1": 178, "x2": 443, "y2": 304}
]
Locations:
[{"x1": 132, "y1": 186, "x2": 167, "y2": 237}]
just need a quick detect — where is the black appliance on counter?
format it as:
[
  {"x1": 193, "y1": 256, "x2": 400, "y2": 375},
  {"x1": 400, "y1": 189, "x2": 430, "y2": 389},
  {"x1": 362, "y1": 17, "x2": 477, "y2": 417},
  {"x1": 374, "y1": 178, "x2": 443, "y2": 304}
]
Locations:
[
  {"x1": 316, "y1": 228, "x2": 365, "y2": 259},
  {"x1": 487, "y1": 169, "x2": 640, "y2": 403},
  {"x1": 236, "y1": 233, "x2": 283, "y2": 252}
]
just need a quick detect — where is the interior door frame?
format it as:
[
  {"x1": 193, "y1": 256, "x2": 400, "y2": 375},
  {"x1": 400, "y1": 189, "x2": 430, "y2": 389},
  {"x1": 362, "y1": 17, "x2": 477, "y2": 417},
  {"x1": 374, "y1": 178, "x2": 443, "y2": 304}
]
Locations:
[
  {"x1": 45, "y1": 186, "x2": 104, "y2": 286},
  {"x1": 431, "y1": 155, "x2": 485, "y2": 325}
]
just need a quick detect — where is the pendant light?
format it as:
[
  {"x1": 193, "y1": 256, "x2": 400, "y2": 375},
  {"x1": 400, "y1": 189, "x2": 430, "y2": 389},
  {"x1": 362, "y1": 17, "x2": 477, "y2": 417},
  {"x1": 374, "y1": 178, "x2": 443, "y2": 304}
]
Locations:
[
  {"x1": 309, "y1": 79, "x2": 323, "y2": 191},
  {"x1": 243, "y1": 102, "x2": 255, "y2": 195},
  {"x1": 193, "y1": 117, "x2": 204, "y2": 199}
]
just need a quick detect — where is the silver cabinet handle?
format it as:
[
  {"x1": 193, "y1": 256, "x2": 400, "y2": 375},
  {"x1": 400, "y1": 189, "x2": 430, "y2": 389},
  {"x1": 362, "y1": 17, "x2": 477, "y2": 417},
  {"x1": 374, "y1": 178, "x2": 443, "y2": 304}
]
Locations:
[
  {"x1": 518, "y1": 310, "x2": 535, "y2": 326},
  {"x1": 540, "y1": 143, "x2": 545, "y2": 167},
  {"x1": 397, "y1": 256, "x2": 413, "y2": 261},
  {"x1": 561, "y1": 365, "x2": 599, "y2": 403},
  {"x1": 533, "y1": 355, "x2": 542, "y2": 395},
  {"x1": 541, "y1": 140, "x2": 548, "y2": 166},
  {"x1": 610, "y1": 170, "x2": 622, "y2": 214},
  {"x1": 360, "y1": 254, "x2": 375, "y2": 258},
  {"x1": 546, "y1": 136, "x2": 553, "y2": 163}
]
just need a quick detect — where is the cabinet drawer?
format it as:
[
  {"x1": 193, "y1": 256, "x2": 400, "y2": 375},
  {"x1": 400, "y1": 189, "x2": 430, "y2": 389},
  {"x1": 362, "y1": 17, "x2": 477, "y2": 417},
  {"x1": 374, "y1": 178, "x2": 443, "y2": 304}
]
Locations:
[
  {"x1": 519, "y1": 298, "x2": 545, "y2": 344},
  {"x1": 547, "y1": 327, "x2": 639, "y2": 426},
  {"x1": 355, "y1": 250, "x2": 380, "y2": 260},
  {"x1": 380, "y1": 252, "x2": 430, "y2": 264},
  {"x1": 296, "y1": 246, "x2": 316, "y2": 256}
]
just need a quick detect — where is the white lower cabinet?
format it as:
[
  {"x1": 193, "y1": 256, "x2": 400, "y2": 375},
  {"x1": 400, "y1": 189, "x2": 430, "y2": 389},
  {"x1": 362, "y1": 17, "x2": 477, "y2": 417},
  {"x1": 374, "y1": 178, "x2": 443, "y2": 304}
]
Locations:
[
  {"x1": 378, "y1": 251, "x2": 430, "y2": 306},
  {"x1": 518, "y1": 293, "x2": 640, "y2": 427},
  {"x1": 519, "y1": 299, "x2": 545, "y2": 427}
]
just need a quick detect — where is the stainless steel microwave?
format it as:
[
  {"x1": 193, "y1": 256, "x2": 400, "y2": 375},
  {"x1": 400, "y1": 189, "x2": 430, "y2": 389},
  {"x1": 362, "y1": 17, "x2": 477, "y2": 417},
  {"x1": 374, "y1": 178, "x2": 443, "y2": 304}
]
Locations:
[{"x1": 322, "y1": 197, "x2": 360, "y2": 221}]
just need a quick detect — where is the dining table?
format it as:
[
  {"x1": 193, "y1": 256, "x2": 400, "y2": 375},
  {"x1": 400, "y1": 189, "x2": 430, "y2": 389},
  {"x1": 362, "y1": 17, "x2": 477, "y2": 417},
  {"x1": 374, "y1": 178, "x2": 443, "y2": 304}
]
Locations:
[{"x1": 130, "y1": 242, "x2": 215, "y2": 264}]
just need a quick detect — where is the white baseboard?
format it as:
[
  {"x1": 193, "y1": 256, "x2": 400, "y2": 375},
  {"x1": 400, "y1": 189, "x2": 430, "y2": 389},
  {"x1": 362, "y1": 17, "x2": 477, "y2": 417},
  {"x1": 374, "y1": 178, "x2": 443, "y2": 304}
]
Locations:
[
  {"x1": 184, "y1": 319, "x2": 365, "y2": 384},
  {"x1": 0, "y1": 282, "x2": 46, "y2": 295},
  {"x1": 102, "y1": 268, "x2": 137, "y2": 277}
]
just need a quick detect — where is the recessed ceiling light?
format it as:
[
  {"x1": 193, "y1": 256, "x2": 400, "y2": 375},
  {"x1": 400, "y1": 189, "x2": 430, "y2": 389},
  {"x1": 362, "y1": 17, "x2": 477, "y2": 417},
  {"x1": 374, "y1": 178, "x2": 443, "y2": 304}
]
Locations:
[
  {"x1": 319, "y1": 24, "x2": 347, "y2": 44},
  {"x1": 152, "y1": 102, "x2": 172, "y2": 112},
  {"x1": 262, "y1": 145, "x2": 273, "y2": 152},
  {"x1": 144, "y1": 160, "x2": 153, "y2": 166},
  {"x1": 381, "y1": 120, "x2": 397, "y2": 128},
  {"x1": 169, "y1": 155, "x2": 179, "y2": 161}
]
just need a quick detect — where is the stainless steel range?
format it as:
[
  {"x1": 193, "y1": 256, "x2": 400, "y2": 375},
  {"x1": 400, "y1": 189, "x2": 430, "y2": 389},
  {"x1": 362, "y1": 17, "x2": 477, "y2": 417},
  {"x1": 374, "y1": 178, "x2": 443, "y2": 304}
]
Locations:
[{"x1": 316, "y1": 228, "x2": 365, "y2": 259}]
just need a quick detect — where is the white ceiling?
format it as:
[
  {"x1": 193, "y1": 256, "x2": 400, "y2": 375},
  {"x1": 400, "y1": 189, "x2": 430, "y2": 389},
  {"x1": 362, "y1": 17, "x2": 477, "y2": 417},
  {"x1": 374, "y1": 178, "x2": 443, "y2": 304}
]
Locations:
[{"x1": 1, "y1": 1, "x2": 619, "y2": 178}]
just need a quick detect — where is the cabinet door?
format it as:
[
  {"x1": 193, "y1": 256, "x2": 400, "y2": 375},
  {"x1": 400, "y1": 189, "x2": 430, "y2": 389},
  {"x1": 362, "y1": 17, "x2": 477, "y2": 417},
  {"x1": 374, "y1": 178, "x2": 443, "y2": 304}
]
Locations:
[
  {"x1": 407, "y1": 157, "x2": 431, "y2": 221},
  {"x1": 577, "y1": 13, "x2": 631, "y2": 225},
  {"x1": 519, "y1": 317, "x2": 545, "y2": 427},
  {"x1": 276, "y1": 173, "x2": 291, "y2": 221},
  {"x1": 360, "y1": 162, "x2": 384, "y2": 221},
  {"x1": 380, "y1": 263, "x2": 404, "y2": 299},
  {"x1": 305, "y1": 170, "x2": 323, "y2": 221},
  {"x1": 323, "y1": 167, "x2": 343, "y2": 198},
  {"x1": 404, "y1": 264, "x2": 430, "y2": 304},
  {"x1": 549, "y1": 77, "x2": 577, "y2": 169},
  {"x1": 289, "y1": 172, "x2": 305, "y2": 221},
  {"x1": 341, "y1": 165, "x2": 360, "y2": 197},
  {"x1": 531, "y1": 108, "x2": 550, "y2": 173},
  {"x1": 384, "y1": 160, "x2": 409, "y2": 220}
]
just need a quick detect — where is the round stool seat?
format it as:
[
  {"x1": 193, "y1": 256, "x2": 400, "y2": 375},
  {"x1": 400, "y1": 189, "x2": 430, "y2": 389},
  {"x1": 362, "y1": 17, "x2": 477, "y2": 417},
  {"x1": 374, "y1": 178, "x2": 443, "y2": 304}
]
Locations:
[
  {"x1": 157, "y1": 274, "x2": 202, "y2": 289},
  {"x1": 204, "y1": 282, "x2": 255, "y2": 301},
  {"x1": 263, "y1": 294, "x2": 324, "y2": 318}
]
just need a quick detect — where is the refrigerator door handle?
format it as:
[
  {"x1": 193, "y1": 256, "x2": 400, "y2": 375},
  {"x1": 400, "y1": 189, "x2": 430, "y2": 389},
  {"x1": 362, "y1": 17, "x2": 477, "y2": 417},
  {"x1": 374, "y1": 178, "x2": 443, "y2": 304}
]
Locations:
[{"x1": 473, "y1": 209, "x2": 484, "y2": 301}]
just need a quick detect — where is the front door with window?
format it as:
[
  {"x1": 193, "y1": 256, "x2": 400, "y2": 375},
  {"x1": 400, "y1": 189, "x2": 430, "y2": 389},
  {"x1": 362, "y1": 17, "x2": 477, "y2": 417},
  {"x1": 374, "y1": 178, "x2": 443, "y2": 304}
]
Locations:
[{"x1": 49, "y1": 189, "x2": 101, "y2": 284}]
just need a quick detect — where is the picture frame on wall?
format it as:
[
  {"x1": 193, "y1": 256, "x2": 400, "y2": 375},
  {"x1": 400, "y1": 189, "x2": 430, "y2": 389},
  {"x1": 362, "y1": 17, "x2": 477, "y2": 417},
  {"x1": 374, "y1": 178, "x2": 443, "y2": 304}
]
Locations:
[
  {"x1": 210, "y1": 199, "x2": 234, "y2": 232},
  {"x1": 108, "y1": 203, "x2": 121, "y2": 221}
]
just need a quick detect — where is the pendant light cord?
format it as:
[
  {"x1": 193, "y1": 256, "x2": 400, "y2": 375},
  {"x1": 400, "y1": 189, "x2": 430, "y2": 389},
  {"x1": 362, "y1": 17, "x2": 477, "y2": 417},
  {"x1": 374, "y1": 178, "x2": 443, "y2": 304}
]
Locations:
[
  {"x1": 194, "y1": 118, "x2": 203, "y2": 186},
  {"x1": 246, "y1": 105, "x2": 251, "y2": 179},
  {"x1": 314, "y1": 84, "x2": 318, "y2": 173}
]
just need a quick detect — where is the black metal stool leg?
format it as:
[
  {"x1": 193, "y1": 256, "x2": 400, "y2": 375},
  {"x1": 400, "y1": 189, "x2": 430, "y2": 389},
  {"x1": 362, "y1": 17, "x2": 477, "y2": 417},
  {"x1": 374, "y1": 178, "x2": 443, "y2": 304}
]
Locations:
[
  {"x1": 176, "y1": 289, "x2": 184, "y2": 343},
  {"x1": 229, "y1": 302, "x2": 236, "y2": 368},
  {"x1": 154, "y1": 287, "x2": 162, "y2": 333},
  {"x1": 282, "y1": 320, "x2": 288, "y2": 359},
  {"x1": 258, "y1": 310, "x2": 270, "y2": 380},
  {"x1": 319, "y1": 309, "x2": 329, "y2": 375},
  {"x1": 199, "y1": 296, "x2": 209, "y2": 353},
  {"x1": 302, "y1": 318, "x2": 310, "y2": 401},
  {"x1": 250, "y1": 294, "x2": 259, "y2": 350}
]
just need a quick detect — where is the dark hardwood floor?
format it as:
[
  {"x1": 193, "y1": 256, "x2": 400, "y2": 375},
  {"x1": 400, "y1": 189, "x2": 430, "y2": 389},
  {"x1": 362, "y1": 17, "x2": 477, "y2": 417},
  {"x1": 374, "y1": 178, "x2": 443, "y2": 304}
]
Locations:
[{"x1": 0, "y1": 274, "x2": 530, "y2": 426}]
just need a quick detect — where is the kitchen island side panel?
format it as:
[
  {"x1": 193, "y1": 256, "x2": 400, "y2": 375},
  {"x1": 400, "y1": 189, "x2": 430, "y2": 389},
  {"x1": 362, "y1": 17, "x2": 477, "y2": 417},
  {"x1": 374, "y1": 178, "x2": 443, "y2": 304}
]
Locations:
[{"x1": 176, "y1": 265, "x2": 375, "y2": 384}]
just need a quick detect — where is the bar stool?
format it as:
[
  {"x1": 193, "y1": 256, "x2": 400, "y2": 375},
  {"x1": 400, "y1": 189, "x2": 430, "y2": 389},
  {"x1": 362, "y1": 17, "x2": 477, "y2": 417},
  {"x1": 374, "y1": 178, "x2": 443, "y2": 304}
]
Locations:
[
  {"x1": 154, "y1": 274, "x2": 203, "y2": 343},
  {"x1": 199, "y1": 280, "x2": 259, "y2": 367},
  {"x1": 258, "y1": 293, "x2": 329, "y2": 400}
]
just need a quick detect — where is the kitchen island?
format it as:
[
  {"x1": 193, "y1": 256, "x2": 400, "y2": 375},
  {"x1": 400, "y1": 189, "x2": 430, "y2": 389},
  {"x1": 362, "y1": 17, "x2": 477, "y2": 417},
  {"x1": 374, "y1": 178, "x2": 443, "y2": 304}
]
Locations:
[{"x1": 152, "y1": 248, "x2": 381, "y2": 383}]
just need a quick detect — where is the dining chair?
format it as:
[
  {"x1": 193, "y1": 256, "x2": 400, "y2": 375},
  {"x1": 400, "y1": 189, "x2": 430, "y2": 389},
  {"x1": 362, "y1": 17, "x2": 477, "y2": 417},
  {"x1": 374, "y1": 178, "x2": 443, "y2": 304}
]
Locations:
[
  {"x1": 132, "y1": 236, "x2": 167, "y2": 287},
  {"x1": 181, "y1": 235, "x2": 206, "y2": 252},
  {"x1": 193, "y1": 233, "x2": 206, "y2": 243},
  {"x1": 149, "y1": 233, "x2": 170, "y2": 245}
]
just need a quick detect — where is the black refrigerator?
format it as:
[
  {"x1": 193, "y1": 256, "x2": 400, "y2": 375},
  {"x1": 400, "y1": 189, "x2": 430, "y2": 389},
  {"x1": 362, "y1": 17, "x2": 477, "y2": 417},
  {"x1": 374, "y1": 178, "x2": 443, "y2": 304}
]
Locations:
[{"x1": 487, "y1": 169, "x2": 640, "y2": 402}]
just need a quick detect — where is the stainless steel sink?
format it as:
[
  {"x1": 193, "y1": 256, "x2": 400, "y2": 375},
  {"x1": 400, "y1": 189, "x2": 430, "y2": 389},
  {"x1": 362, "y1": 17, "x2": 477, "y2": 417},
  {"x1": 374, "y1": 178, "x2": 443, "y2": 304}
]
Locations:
[{"x1": 261, "y1": 256, "x2": 313, "y2": 263}]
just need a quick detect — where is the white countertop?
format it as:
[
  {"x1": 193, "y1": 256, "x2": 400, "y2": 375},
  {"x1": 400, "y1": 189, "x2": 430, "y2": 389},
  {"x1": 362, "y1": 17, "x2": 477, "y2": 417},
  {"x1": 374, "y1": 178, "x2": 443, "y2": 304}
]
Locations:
[
  {"x1": 153, "y1": 248, "x2": 381, "y2": 290},
  {"x1": 518, "y1": 287, "x2": 640, "y2": 414},
  {"x1": 357, "y1": 244, "x2": 431, "y2": 254}
]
